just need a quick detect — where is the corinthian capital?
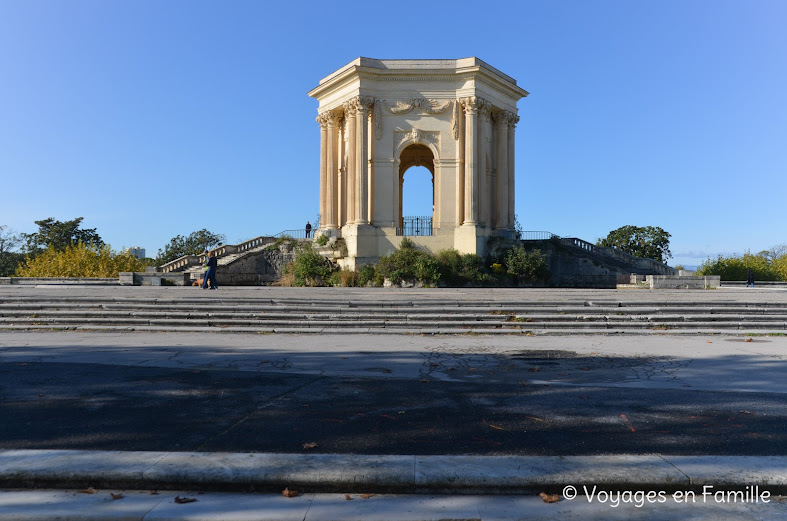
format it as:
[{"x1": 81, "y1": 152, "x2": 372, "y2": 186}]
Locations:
[
  {"x1": 460, "y1": 96, "x2": 478, "y2": 114},
  {"x1": 342, "y1": 98, "x2": 358, "y2": 116},
  {"x1": 358, "y1": 96, "x2": 375, "y2": 111},
  {"x1": 316, "y1": 112, "x2": 331, "y2": 129},
  {"x1": 492, "y1": 111, "x2": 509, "y2": 125}
]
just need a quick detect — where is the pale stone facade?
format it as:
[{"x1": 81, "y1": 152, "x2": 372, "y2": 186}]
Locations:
[{"x1": 308, "y1": 58, "x2": 528, "y2": 267}]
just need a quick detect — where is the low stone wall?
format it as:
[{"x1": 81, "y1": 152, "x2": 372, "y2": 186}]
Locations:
[
  {"x1": 646, "y1": 275, "x2": 721, "y2": 289},
  {"x1": 0, "y1": 277, "x2": 119, "y2": 285},
  {"x1": 119, "y1": 272, "x2": 191, "y2": 286}
]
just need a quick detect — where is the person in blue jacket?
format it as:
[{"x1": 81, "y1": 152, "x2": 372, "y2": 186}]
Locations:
[{"x1": 202, "y1": 251, "x2": 218, "y2": 290}]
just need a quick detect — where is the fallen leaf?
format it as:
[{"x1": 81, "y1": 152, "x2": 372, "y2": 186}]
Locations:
[
  {"x1": 744, "y1": 338, "x2": 754, "y2": 342},
  {"x1": 483, "y1": 418, "x2": 506, "y2": 430},
  {"x1": 174, "y1": 496, "x2": 197, "y2": 504},
  {"x1": 706, "y1": 340, "x2": 713, "y2": 343},
  {"x1": 302, "y1": 442, "x2": 318, "y2": 449},
  {"x1": 739, "y1": 410, "x2": 756, "y2": 415},
  {"x1": 420, "y1": 379, "x2": 431, "y2": 383},
  {"x1": 539, "y1": 492, "x2": 560, "y2": 503},
  {"x1": 344, "y1": 493, "x2": 353, "y2": 501},
  {"x1": 360, "y1": 493, "x2": 374, "y2": 499},
  {"x1": 150, "y1": 491, "x2": 159, "y2": 495},
  {"x1": 282, "y1": 487, "x2": 299, "y2": 498},
  {"x1": 527, "y1": 367, "x2": 541, "y2": 373},
  {"x1": 80, "y1": 488, "x2": 97, "y2": 494},
  {"x1": 110, "y1": 493, "x2": 124, "y2": 500},
  {"x1": 589, "y1": 352, "x2": 599, "y2": 355},
  {"x1": 429, "y1": 363, "x2": 440, "y2": 368}
]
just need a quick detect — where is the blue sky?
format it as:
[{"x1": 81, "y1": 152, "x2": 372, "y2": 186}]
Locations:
[{"x1": 1, "y1": 0, "x2": 785, "y2": 267}]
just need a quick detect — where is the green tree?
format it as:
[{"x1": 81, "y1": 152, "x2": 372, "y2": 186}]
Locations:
[
  {"x1": 156, "y1": 229, "x2": 226, "y2": 264},
  {"x1": 22, "y1": 217, "x2": 103, "y2": 254},
  {"x1": 597, "y1": 225, "x2": 672, "y2": 263},
  {"x1": 696, "y1": 251, "x2": 781, "y2": 281},
  {"x1": 0, "y1": 225, "x2": 25, "y2": 277}
]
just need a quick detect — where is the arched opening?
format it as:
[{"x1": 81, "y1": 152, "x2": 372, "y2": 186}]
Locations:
[{"x1": 398, "y1": 144, "x2": 435, "y2": 235}]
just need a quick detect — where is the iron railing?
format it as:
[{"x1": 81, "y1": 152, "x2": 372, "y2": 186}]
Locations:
[
  {"x1": 520, "y1": 231, "x2": 560, "y2": 241},
  {"x1": 396, "y1": 216, "x2": 433, "y2": 236},
  {"x1": 273, "y1": 229, "x2": 314, "y2": 239}
]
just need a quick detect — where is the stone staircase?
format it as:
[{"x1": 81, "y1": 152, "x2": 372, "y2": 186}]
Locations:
[
  {"x1": 2, "y1": 294, "x2": 786, "y2": 334},
  {"x1": 158, "y1": 234, "x2": 306, "y2": 283}
]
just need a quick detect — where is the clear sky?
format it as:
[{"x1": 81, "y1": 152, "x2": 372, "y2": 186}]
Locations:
[{"x1": 1, "y1": 0, "x2": 785, "y2": 267}]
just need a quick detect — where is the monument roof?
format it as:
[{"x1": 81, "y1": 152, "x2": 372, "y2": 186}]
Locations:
[{"x1": 309, "y1": 57, "x2": 528, "y2": 100}]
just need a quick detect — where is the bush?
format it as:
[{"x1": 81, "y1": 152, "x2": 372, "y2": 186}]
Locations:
[
  {"x1": 505, "y1": 247, "x2": 549, "y2": 284},
  {"x1": 16, "y1": 242, "x2": 148, "y2": 278},
  {"x1": 377, "y1": 238, "x2": 440, "y2": 286},
  {"x1": 358, "y1": 264, "x2": 378, "y2": 287},
  {"x1": 434, "y1": 249, "x2": 489, "y2": 286},
  {"x1": 281, "y1": 243, "x2": 335, "y2": 286},
  {"x1": 315, "y1": 234, "x2": 329, "y2": 246}
]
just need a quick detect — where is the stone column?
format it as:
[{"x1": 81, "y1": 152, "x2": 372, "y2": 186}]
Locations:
[
  {"x1": 316, "y1": 113, "x2": 330, "y2": 228},
  {"x1": 343, "y1": 99, "x2": 357, "y2": 225},
  {"x1": 456, "y1": 99, "x2": 465, "y2": 226},
  {"x1": 462, "y1": 97, "x2": 478, "y2": 225},
  {"x1": 324, "y1": 112, "x2": 340, "y2": 229},
  {"x1": 494, "y1": 112, "x2": 509, "y2": 230},
  {"x1": 478, "y1": 100, "x2": 492, "y2": 226},
  {"x1": 507, "y1": 113, "x2": 519, "y2": 229},
  {"x1": 356, "y1": 97, "x2": 373, "y2": 224}
]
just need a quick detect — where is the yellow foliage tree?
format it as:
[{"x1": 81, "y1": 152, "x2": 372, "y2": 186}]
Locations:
[{"x1": 16, "y1": 242, "x2": 148, "y2": 278}]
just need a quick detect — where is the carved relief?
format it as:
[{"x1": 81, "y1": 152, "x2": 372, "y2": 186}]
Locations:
[
  {"x1": 386, "y1": 98, "x2": 454, "y2": 115},
  {"x1": 395, "y1": 129, "x2": 439, "y2": 150},
  {"x1": 452, "y1": 101, "x2": 460, "y2": 140},
  {"x1": 373, "y1": 100, "x2": 383, "y2": 140}
]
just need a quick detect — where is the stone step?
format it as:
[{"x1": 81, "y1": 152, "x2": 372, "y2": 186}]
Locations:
[{"x1": 1, "y1": 315, "x2": 784, "y2": 331}]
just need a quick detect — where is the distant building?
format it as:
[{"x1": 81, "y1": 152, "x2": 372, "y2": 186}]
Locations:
[{"x1": 126, "y1": 247, "x2": 146, "y2": 259}]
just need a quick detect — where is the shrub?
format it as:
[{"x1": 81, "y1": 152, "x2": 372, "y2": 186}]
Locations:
[
  {"x1": 358, "y1": 263, "x2": 378, "y2": 286},
  {"x1": 377, "y1": 238, "x2": 440, "y2": 286},
  {"x1": 315, "y1": 234, "x2": 329, "y2": 246},
  {"x1": 281, "y1": 243, "x2": 335, "y2": 286},
  {"x1": 505, "y1": 247, "x2": 549, "y2": 284},
  {"x1": 16, "y1": 242, "x2": 148, "y2": 278},
  {"x1": 434, "y1": 249, "x2": 489, "y2": 286}
]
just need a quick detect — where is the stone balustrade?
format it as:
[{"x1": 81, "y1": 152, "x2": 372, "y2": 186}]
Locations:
[{"x1": 159, "y1": 255, "x2": 202, "y2": 273}]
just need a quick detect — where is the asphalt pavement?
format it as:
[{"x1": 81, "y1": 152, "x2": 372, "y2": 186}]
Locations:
[{"x1": 1, "y1": 286, "x2": 787, "y2": 519}]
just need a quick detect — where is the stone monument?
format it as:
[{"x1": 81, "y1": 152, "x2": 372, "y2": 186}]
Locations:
[{"x1": 308, "y1": 58, "x2": 528, "y2": 268}]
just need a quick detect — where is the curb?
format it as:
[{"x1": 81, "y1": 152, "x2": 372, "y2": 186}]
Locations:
[{"x1": 2, "y1": 450, "x2": 787, "y2": 495}]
